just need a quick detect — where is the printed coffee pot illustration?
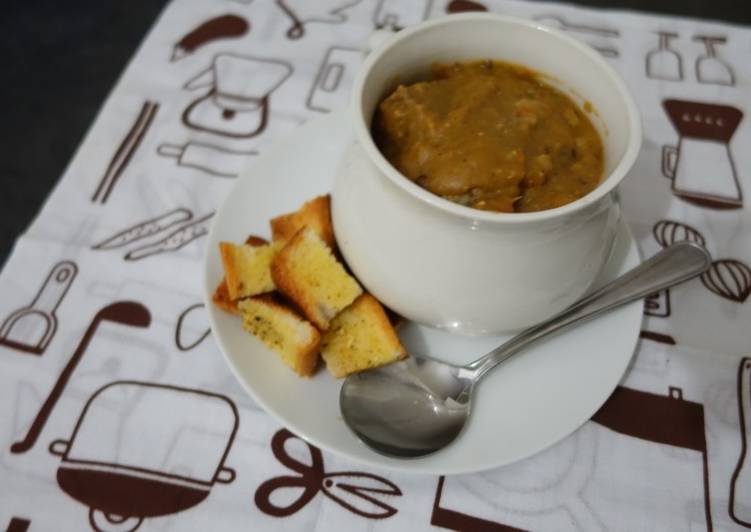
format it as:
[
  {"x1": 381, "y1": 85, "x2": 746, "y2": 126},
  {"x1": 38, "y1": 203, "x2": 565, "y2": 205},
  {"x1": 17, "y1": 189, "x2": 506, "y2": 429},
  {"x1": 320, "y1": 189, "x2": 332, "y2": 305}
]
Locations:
[
  {"x1": 49, "y1": 381, "x2": 239, "y2": 532},
  {"x1": 731, "y1": 357, "x2": 751, "y2": 527},
  {"x1": 0, "y1": 261, "x2": 77, "y2": 355},
  {"x1": 662, "y1": 99, "x2": 744, "y2": 209},
  {"x1": 182, "y1": 53, "x2": 292, "y2": 138}
]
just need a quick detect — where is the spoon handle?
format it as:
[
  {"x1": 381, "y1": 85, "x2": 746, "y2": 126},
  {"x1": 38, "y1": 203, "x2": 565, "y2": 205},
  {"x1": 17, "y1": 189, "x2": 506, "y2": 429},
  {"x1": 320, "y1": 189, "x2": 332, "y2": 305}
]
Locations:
[{"x1": 465, "y1": 242, "x2": 711, "y2": 380}]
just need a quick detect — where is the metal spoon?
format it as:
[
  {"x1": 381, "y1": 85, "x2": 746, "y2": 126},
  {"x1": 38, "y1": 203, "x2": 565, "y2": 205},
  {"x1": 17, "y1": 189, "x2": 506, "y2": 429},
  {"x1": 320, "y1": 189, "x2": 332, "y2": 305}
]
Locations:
[{"x1": 340, "y1": 242, "x2": 711, "y2": 458}]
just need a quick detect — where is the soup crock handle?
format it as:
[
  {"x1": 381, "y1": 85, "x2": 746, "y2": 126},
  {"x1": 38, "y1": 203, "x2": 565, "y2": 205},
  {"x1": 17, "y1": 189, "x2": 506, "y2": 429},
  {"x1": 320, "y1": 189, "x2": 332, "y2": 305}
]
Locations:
[
  {"x1": 215, "y1": 466, "x2": 236, "y2": 484},
  {"x1": 661, "y1": 144, "x2": 678, "y2": 180},
  {"x1": 49, "y1": 439, "x2": 70, "y2": 456}
]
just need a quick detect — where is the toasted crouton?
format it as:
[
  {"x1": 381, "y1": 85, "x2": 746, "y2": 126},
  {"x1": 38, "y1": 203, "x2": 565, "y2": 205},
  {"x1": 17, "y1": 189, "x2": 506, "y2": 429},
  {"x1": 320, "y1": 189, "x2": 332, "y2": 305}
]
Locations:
[
  {"x1": 219, "y1": 240, "x2": 281, "y2": 300},
  {"x1": 238, "y1": 295, "x2": 320, "y2": 377},
  {"x1": 270, "y1": 195, "x2": 335, "y2": 248},
  {"x1": 321, "y1": 294, "x2": 407, "y2": 378},
  {"x1": 213, "y1": 235, "x2": 269, "y2": 315},
  {"x1": 271, "y1": 227, "x2": 362, "y2": 330}
]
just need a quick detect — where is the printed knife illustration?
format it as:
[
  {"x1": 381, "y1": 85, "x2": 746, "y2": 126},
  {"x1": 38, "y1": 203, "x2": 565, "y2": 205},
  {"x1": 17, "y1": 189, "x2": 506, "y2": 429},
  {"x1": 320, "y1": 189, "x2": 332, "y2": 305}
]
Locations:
[{"x1": 172, "y1": 14, "x2": 249, "y2": 62}]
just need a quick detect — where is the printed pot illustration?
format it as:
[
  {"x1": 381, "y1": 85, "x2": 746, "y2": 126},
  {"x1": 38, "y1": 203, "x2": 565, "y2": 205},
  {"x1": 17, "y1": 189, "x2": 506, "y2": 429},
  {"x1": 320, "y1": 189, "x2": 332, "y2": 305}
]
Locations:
[
  {"x1": 49, "y1": 381, "x2": 239, "y2": 532},
  {"x1": 662, "y1": 99, "x2": 744, "y2": 209}
]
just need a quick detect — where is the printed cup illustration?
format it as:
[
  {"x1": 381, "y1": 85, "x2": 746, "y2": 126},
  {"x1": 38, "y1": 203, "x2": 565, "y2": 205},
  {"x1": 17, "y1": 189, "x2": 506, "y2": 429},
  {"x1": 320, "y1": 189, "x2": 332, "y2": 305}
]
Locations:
[
  {"x1": 646, "y1": 32, "x2": 683, "y2": 81},
  {"x1": 662, "y1": 99, "x2": 744, "y2": 209},
  {"x1": 373, "y1": 0, "x2": 432, "y2": 31},
  {"x1": 731, "y1": 357, "x2": 751, "y2": 526},
  {"x1": 49, "y1": 381, "x2": 238, "y2": 532},
  {"x1": 307, "y1": 47, "x2": 363, "y2": 113},
  {"x1": 182, "y1": 54, "x2": 292, "y2": 138},
  {"x1": 0, "y1": 261, "x2": 77, "y2": 355}
]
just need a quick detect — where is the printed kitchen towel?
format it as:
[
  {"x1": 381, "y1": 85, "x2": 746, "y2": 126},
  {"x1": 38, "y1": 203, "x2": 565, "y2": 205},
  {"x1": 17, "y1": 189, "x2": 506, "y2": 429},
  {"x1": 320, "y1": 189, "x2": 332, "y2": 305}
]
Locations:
[{"x1": 1, "y1": 0, "x2": 750, "y2": 531}]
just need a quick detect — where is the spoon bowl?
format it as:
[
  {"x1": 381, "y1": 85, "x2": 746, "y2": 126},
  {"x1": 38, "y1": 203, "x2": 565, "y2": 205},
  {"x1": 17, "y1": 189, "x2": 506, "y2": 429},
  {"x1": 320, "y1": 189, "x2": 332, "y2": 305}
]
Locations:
[{"x1": 340, "y1": 242, "x2": 712, "y2": 458}]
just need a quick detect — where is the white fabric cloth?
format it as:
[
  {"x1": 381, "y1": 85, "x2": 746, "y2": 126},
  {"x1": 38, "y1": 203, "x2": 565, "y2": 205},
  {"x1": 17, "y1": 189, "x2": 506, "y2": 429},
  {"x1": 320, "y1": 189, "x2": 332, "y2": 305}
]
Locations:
[{"x1": 1, "y1": 1, "x2": 750, "y2": 530}]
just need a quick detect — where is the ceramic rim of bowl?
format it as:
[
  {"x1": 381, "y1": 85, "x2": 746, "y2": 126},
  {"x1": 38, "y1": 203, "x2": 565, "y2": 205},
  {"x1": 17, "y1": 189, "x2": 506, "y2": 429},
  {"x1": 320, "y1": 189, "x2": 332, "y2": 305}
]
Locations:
[{"x1": 351, "y1": 12, "x2": 643, "y2": 224}]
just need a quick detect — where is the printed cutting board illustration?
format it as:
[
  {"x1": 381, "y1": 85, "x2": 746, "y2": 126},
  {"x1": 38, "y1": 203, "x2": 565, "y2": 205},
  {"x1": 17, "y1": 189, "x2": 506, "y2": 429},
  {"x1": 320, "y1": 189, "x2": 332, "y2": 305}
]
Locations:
[{"x1": 2, "y1": 0, "x2": 751, "y2": 531}]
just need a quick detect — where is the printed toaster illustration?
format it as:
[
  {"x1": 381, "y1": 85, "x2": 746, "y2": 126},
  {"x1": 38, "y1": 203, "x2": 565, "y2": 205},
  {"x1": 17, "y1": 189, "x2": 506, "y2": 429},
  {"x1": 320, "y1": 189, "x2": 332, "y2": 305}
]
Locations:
[
  {"x1": 182, "y1": 53, "x2": 293, "y2": 138},
  {"x1": 49, "y1": 381, "x2": 239, "y2": 532}
]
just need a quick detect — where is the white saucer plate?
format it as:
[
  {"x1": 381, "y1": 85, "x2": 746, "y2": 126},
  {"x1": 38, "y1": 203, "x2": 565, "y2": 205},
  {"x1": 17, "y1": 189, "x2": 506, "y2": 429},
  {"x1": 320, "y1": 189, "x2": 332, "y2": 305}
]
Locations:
[{"x1": 203, "y1": 110, "x2": 643, "y2": 475}]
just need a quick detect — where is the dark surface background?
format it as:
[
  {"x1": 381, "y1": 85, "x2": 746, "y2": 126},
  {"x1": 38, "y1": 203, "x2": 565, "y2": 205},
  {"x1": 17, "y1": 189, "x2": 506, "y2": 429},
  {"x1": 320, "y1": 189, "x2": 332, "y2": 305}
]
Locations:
[{"x1": 1, "y1": 0, "x2": 749, "y2": 264}]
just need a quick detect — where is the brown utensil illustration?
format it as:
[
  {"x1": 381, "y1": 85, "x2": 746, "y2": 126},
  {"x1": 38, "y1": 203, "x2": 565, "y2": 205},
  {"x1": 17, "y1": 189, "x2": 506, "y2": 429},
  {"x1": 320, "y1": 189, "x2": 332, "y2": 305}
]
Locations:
[
  {"x1": 124, "y1": 212, "x2": 214, "y2": 261},
  {"x1": 175, "y1": 303, "x2": 210, "y2": 352},
  {"x1": 373, "y1": 0, "x2": 433, "y2": 31},
  {"x1": 49, "y1": 381, "x2": 238, "y2": 532},
  {"x1": 157, "y1": 142, "x2": 256, "y2": 178},
  {"x1": 10, "y1": 301, "x2": 151, "y2": 454},
  {"x1": 730, "y1": 357, "x2": 751, "y2": 527},
  {"x1": 639, "y1": 330, "x2": 677, "y2": 345},
  {"x1": 255, "y1": 429, "x2": 402, "y2": 519},
  {"x1": 534, "y1": 14, "x2": 619, "y2": 37},
  {"x1": 0, "y1": 261, "x2": 77, "y2": 355},
  {"x1": 662, "y1": 99, "x2": 744, "y2": 209},
  {"x1": 646, "y1": 32, "x2": 683, "y2": 81},
  {"x1": 701, "y1": 259, "x2": 751, "y2": 303},
  {"x1": 694, "y1": 35, "x2": 734, "y2": 86},
  {"x1": 5, "y1": 518, "x2": 30, "y2": 532},
  {"x1": 171, "y1": 14, "x2": 249, "y2": 62},
  {"x1": 92, "y1": 101, "x2": 158, "y2": 204},
  {"x1": 446, "y1": 0, "x2": 487, "y2": 13},
  {"x1": 92, "y1": 208, "x2": 193, "y2": 250}
]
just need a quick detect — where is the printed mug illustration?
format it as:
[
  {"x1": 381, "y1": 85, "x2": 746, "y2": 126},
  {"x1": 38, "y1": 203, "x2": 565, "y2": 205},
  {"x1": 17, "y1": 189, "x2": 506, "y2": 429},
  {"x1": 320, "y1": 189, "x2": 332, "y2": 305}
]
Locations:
[
  {"x1": 306, "y1": 47, "x2": 363, "y2": 113},
  {"x1": 730, "y1": 357, "x2": 751, "y2": 527},
  {"x1": 275, "y1": 0, "x2": 362, "y2": 39},
  {"x1": 5, "y1": 518, "x2": 30, "y2": 532},
  {"x1": 445, "y1": 0, "x2": 487, "y2": 13},
  {"x1": 182, "y1": 53, "x2": 292, "y2": 139},
  {"x1": 157, "y1": 142, "x2": 256, "y2": 178},
  {"x1": 701, "y1": 260, "x2": 751, "y2": 303},
  {"x1": 92, "y1": 101, "x2": 159, "y2": 204},
  {"x1": 534, "y1": 14, "x2": 620, "y2": 58},
  {"x1": 662, "y1": 99, "x2": 744, "y2": 209},
  {"x1": 49, "y1": 381, "x2": 239, "y2": 532},
  {"x1": 171, "y1": 14, "x2": 249, "y2": 62},
  {"x1": 646, "y1": 32, "x2": 683, "y2": 81},
  {"x1": 92, "y1": 209, "x2": 213, "y2": 261},
  {"x1": 374, "y1": 0, "x2": 433, "y2": 31},
  {"x1": 431, "y1": 385, "x2": 712, "y2": 531},
  {"x1": 694, "y1": 35, "x2": 734, "y2": 86},
  {"x1": 0, "y1": 261, "x2": 77, "y2": 355},
  {"x1": 255, "y1": 429, "x2": 402, "y2": 519},
  {"x1": 10, "y1": 302, "x2": 151, "y2": 454},
  {"x1": 175, "y1": 303, "x2": 210, "y2": 352}
]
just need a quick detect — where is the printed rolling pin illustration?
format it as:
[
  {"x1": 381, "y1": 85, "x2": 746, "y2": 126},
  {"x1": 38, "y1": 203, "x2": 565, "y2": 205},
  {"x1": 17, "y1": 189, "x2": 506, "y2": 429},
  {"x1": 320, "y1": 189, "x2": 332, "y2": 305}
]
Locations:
[
  {"x1": 171, "y1": 14, "x2": 249, "y2": 62},
  {"x1": 731, "y1": 357, "x2": 751, "y2": 527},
  {"x1": 275, "y1": 0, "x2": 362, "y2": 39},
  {"x1": 0, "y1": 261, "x2": 77, "y2": 355},
  {"x1": 701, "y1": 259, "x2": 751, "y2": 303},
  {"x1": 92, "y1": 208, "x2": 193, "y2": 250},
  {"x1": 374, "y1": 0, "x2": 433, "y2": 31},
  {"x1": 49, "y1": 381, "x2": 238, "y2": 532},
  {"x1": 93, "y1": 101, "x2": 159, "y2": 204},
  {"x1": 182, "y1": 54, "x2": 292, "y2": 138},
  {"x1": 157, "y1": 142, "x2": 256, "y2": 178},
  {"x1": 646, "y1": 32, "x2": 683, "y2": 81},
  {"x1": 306, "y1": 47, "x2": 363, "y2": 113},
  {"x1": 694, "y1": 35, "x2": 734, "y2": 86},
  {"x1": 10, "y1": 302, "x2": 151, "y2": 454},
  {"x1": 662, "y1": 99, "x2": 744, "y2": 209},
  {"x1": 256, "y1": 429, "x2": 402, "y2": 519},
  {"x1": 125, "y1": 212, "x2": 214, "y2": 261}
]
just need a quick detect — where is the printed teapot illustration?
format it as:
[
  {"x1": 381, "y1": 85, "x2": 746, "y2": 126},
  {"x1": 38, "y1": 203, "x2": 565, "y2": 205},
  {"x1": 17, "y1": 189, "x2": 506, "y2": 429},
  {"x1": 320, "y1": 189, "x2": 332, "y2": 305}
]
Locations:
[{"x1": 182, "y1": 53, "x2": 293, "y2": 138}]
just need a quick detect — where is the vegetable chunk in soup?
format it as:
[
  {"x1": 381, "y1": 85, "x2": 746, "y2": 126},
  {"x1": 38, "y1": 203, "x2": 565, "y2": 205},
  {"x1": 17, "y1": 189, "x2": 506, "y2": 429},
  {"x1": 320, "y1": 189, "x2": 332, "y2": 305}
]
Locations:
[{"x1": 372, "y1": 60, "x2": 604, "y2": 213}]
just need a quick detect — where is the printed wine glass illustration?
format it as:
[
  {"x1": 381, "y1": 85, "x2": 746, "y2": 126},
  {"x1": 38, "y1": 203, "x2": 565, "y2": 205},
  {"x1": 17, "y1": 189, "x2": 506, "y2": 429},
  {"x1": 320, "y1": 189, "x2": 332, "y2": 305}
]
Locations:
[
  {"x1": 49, "y1": 381, "x2": 239, "y2": 532},
  {"x1": 373, "y1": 0, "x2": 433, "y2": 31},
  {"x1": 694, "y1": 35, "x2": 734, "y2": 86},
  {"x1": 662, "y1": 99, "x2": 744, "y2": 209},
  {"x1": 0, "y1": 261, "x2": 77, "y2": 355},
  {"x1": 646, "y1": 32, "x2": 683, "y2": 81}
]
